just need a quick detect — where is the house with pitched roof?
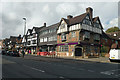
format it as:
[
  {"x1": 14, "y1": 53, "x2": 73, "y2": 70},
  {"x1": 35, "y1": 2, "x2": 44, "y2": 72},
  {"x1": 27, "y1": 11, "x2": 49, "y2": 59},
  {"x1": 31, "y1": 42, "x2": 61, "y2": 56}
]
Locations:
[
  {"x1": 57, "y1": 7, "x2": 103, "y2": 58},
  {"x1": 38, "y1": 22, "x2": 59, "y2": 52},
  {"x1": 25, "y1": 24, "x2": 45, "y2": 54}
]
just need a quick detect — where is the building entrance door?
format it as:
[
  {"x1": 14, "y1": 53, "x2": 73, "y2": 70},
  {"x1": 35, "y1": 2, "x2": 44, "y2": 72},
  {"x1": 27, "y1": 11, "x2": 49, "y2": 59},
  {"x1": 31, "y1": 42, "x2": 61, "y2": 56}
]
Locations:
[{"x1": 75, "y1": 47, "x2": 82, "y2": 56}]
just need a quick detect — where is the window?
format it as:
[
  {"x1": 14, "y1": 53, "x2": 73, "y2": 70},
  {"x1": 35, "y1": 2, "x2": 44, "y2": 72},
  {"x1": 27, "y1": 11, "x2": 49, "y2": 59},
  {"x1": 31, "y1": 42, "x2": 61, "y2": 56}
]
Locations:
[
  {"x1": 85, "y1": 46, "x2": 90, "y2": 54},
  {"x1": 86, "y1": 16, "x2": 89, "y2": 19},
  {"x1": 83, "y1": 19, "x2": 91, "y2": 25},
  {"x1": 33, "y1": 34, "x2": 37, "y2": 38},
  {"x1": 48, "y1": 35, "x2": 57, "y2": 41},
  {"x1": 94, "y1": 34, "x2": 100, "y2": 41},
  {"x1": 61, "y1": 33, "x2": 66, "y2": 41},
  {"x1": 84, "y1": 31, "x2": 90, "y2": 39},
  {"x1": 44, "y1": 37, "x2": 48, "y2": 42},
  {"x1": 71, "y1": 32, "x2": 76, "y2": 37},
  {"x1": 28, "y1": 41, "x2": 30, "y2": 45},
  {"x1": 40, "y1": 38, "x2": 43, "y2": 42},
  {"x1": 59, "y1": 45, "x2": 68, "y2": 52},
  {"x1": 116, "y1": 41, "x2": 118, "y2": 44},
  {"x1": 94, "y1": 23, "x2": 100, "y2": 28},
  {"x1": 60, "y1": 23, "x2": 65, "y2": 29},
  {"x1": 32, "y1": 40, "x2": 36, "y2": 44},
  {"x1": 94, "y1": 47, "x2": 98, "y2": 54},
  {"x1": 105, "y1": 38, "x2": 108, "y2": 42}
]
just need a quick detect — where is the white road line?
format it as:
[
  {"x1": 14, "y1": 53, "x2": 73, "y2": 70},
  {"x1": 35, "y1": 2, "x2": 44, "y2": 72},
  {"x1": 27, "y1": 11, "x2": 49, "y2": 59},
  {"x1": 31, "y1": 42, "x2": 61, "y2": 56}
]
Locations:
[
  {"x1": 23, "y1": 65, "x2": 45, "y2": 73},
  {"x1": 88, "y1": 70, "x2": 94, "y2": 72},
  {"x1": 100, "y1": 71, "x2": 114, "y2": 75},
  {"x1": 59, "y1": 76, "x2": 64, "y2": 78},
  {"x1": 115, "y1": 74, "x2": 120, "y2": 76}
]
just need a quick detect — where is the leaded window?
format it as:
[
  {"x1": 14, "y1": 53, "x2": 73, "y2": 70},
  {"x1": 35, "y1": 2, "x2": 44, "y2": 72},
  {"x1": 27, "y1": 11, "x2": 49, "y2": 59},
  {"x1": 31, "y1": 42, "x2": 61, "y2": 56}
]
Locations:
[
  {"x1": 94, "y1": 34, "x2": 100, "y2": 41},
  {"x1": 84, "y1": 31, "x2": 90, "y2": 39},
  {"x1": 59, "y1": 45, "x2": 68, "y2": 52}
]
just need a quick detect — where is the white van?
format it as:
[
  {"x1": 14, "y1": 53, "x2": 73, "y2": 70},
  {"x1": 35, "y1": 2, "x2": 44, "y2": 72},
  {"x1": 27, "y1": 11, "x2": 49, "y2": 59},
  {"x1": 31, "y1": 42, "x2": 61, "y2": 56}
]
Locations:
[{"x1": 109, "y1": 49, "x2": 120, "y2": 61}]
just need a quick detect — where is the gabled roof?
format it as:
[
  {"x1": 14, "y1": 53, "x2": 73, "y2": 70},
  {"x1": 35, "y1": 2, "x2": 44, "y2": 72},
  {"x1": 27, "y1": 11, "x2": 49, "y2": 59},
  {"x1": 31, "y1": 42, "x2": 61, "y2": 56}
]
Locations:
[
  {"x1": 106, "y1": 31, "x2": 120, "y2": 40},
  {"x1": 92, "y1": 17, "x2": 99, "y2": 22},
  {"x1": 68, "y1": 13, "x2": 88, "y2": 26},
  {"x1": 39, "y1": 22, "x2": 59, "y2": 32},
  {"x1": 92, "y1": 16, "x2": 103, "y2": 29},
  {"x1": 26, "y1": 29, "x2": 32, "y2": 35},
  {"x1": 61, "y1": 13, "x2": 88, "y2": 26}
]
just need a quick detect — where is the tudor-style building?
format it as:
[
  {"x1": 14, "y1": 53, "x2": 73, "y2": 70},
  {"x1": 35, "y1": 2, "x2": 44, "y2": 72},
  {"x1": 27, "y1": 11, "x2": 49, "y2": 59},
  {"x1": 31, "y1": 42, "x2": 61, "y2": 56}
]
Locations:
[
  {"x1": 57, "y1": 7, "x2": 103, "y2": 58},
  {"x1": 25, "y1": 26, "x2": 44, "y2": 53},
  {"x1": 38, "y1": 23, "x2": 59, "y2": 52}
]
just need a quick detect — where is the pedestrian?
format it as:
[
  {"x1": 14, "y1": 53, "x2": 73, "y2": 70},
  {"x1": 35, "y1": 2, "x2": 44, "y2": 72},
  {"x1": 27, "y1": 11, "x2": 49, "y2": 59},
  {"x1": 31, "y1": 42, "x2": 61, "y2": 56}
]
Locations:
[{"x1": 22, "y1": 49, "x2": 25, "y2": 58}]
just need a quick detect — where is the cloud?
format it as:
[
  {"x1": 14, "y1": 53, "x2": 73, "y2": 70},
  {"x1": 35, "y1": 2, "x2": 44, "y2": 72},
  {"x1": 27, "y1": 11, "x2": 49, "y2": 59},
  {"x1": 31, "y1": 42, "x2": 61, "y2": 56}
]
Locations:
[
  {"x1": 1, "y1": 2, "x2": 118, "y2": 39},
  {"x1": 56, "y1": 3, "x2": 77, "y2": 15},
  {"x1": 103, "y1": 18, "x2": 118, "y2": 31},
  {"x1": 42, "y1": 4, "x2": 50, "y2": 13}
]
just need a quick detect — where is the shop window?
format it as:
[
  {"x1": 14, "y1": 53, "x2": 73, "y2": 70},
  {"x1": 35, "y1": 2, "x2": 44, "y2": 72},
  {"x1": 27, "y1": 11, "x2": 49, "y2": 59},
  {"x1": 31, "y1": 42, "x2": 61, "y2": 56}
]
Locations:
[
  {"x1": 85, "y1": 46, "x2": 90, "y2": 54},
  {"x1": 59, "y1": 45, "x2": 68, "y2": 52},
  {"x1": 94, "y1": 47, "x2": 98, "y2": 54}
]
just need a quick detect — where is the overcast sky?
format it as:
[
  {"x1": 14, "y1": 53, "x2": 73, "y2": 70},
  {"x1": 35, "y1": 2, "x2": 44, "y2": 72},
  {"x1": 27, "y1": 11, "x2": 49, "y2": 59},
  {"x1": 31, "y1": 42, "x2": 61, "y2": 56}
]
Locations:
[{"x1": 1, "y1": 2, "x2": 118, "y2": 39}]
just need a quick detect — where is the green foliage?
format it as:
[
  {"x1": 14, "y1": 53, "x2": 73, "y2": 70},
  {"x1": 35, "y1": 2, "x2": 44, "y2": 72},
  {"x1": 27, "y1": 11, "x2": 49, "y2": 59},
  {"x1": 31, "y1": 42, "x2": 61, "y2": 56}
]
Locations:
[{"x1": 105, "y1": 27, "x2": 120, "y2": 33}]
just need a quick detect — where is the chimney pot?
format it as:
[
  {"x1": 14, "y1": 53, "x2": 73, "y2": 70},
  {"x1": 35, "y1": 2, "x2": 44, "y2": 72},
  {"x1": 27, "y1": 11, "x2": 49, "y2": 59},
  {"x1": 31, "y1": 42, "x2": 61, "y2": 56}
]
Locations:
[{"x1": 67, "y1": 15, "x2": 73, "y2": 19}]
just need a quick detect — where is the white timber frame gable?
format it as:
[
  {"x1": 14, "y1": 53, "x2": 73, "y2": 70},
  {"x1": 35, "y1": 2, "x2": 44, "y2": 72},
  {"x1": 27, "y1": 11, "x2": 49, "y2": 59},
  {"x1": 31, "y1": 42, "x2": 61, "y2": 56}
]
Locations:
[
  {"x1": 69, "y1": 24, "x2": 81, "y2": 31},
  {"x1": 32, "y1": 28, "x2": 36, "y2": 34},
  {"x1": 57, "y1": 20, "x2": 68, "y2": 34},
  {"x1": 81, "y1": 15, "x2": 102, "y2": 34}
]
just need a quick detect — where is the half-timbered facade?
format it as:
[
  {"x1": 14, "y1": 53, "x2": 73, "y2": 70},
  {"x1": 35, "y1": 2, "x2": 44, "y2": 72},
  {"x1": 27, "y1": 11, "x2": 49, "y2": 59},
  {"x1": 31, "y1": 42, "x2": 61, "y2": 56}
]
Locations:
[
  {"x1": 38, "y1": 23, "x2": 59, "y2": 52},
  {"x1": 57, "y1": 7, "x2": 103, "y2": 58}
]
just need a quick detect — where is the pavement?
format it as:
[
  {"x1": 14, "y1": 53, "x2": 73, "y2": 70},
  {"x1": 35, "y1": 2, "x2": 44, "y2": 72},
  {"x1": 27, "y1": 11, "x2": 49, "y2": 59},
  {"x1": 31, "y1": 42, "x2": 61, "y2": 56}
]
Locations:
[{"x1": 26, "y1": 54, "x2": 114, "y2": 64}]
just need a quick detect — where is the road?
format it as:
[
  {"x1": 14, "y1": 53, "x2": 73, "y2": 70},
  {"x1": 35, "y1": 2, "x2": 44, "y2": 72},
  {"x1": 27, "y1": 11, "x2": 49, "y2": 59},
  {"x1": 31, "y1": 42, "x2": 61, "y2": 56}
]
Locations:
[{"x1": 2, "y1": 55, "x2": 120, "y2": 80}]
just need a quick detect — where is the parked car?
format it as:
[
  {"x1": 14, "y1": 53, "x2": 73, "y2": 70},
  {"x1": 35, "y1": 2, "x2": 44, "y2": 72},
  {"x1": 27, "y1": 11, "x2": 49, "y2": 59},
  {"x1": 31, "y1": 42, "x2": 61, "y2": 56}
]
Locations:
[
  {"x1": 2, "y1": 50, "x2": 6, "y2": 55},
  {"x1": 109, "y1": 49, "x2": 120, "y2": 62},
  {"x1": 13, "y1": 51, "x2": 20, "y2": 57},
  {"x1": 40, "y1": 52, "x2": 48, "y2": 56},
  {"x1": 7, "y1": 51, "x2": 13, "y2": 56}
]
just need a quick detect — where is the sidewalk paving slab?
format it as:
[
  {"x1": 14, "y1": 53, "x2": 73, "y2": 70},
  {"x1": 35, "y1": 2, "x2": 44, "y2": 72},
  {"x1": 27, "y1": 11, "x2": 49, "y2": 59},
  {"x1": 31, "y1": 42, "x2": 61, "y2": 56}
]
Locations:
[{"x1": 23, "y1": 54, "x2": 118, "y2": 64}]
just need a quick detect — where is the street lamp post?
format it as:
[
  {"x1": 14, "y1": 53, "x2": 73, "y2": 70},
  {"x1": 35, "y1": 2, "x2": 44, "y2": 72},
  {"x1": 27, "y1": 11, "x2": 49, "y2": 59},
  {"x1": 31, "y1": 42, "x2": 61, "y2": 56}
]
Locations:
[{"x1": 23, "y1": 18, "x2": 26, "y2": 47}]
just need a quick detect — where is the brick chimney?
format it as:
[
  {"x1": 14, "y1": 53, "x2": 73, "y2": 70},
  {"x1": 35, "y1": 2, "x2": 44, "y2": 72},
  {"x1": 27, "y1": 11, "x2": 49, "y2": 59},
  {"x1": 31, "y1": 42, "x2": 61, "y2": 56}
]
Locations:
[
  {"x1": 86, "y1": 7, "x2": 93, "y2": 19},
  {"x1": 67, "y1": 15, "x2": 73, "y2": 19},
  {"x1": 44, "y1": 23, "x2": 46, "y2": 27}
]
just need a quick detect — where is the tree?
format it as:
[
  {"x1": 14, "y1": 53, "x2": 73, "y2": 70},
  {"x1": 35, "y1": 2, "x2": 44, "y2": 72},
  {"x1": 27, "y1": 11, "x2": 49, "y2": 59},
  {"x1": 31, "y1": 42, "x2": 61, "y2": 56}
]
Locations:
[{"x1": 105, "y1": 26, "x2": 120, "y2": 33}]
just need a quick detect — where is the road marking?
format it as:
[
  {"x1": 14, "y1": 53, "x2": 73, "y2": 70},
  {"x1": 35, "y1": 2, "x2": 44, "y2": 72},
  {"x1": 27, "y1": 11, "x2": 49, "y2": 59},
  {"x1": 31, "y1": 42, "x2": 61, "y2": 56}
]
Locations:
[
  {"x1": 115, "y1": 74, "x2": 120, "y2": 76},
  {"x1": 59, "y1": 76, "x2": 64, "y2": 78},
  {"x1": 23, "y1": 65, "x2": 45, "y2": 73},
  {"x1": 88, "y1": 70, "x2": 94, "y2": 72},
  {"x1": 100, "y1": 71, "x2": 114, "y2": 75}
]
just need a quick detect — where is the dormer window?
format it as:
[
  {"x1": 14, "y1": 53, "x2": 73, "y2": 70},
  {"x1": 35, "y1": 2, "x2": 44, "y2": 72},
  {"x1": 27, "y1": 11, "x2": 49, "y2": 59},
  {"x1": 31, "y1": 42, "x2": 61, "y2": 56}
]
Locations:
[
  {"x1": 83, "y1": 19, "x2": 91, "y2": 25},
  {"x1": 94, "y1": 23, "x2": 100, "y2": 28}
]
